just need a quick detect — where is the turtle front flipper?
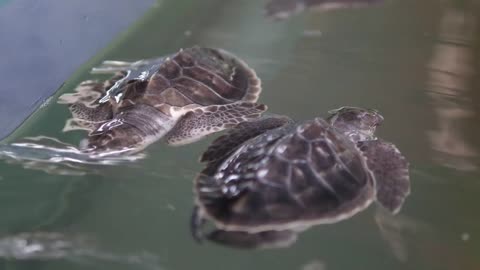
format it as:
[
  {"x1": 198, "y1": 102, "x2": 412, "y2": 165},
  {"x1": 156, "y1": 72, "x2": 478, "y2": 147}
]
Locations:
[
  {"x1": 358, "y1": 140, "x2": 410, "y2": 214},
  {"x1": 199, "y1": 114, "x2": 292, "y2": 164},
  {"x1": 58, "y1": 80, "x2": 118, "y2": 132},
  {"x1": 164, "y1": 102, "x2": 268, "y2": 146},
  {"x1": 63, "y1": 103, "x2": 113, "y2": 132}
]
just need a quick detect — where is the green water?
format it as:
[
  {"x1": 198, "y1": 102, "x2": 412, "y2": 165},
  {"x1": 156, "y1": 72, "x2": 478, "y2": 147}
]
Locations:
[{"x1": 1, "y1": 0, "x2": 480, "y2": 269}]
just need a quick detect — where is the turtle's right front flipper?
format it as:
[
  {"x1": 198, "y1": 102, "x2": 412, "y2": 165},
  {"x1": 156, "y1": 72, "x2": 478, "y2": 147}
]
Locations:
[
  {"x1": 164, "y1": 102, "x2": 269, "y2": 147},
  {"x1": 358, "y1": 139, "x2": 410, "y2": 214}
]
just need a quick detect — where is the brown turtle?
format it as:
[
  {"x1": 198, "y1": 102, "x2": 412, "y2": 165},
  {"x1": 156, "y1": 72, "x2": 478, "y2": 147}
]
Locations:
[
  {"x1": 191, "y1": 107, "x2": 410, "y2": 247},
  {"x1": 58, "y1": 47, "x2": 266, "y2": 156}
]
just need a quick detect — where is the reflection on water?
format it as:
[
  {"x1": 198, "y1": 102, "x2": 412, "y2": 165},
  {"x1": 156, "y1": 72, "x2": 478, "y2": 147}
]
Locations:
[
  {"x1": 0, "y1": 232, "x2": 89, "y2": 259},
  {"x1": 0, "y1": 137, "x2": 145, "y2": 176},
  {"x1": 203, "y1": 229, "x2": 298, "y2": 249},
  {"x1": 0, "y1": 232, "x2": 163, "y2": 270},
  {"x1": 427, "y1": 3, "x2": 478, "y2": 171},
  {"x1": 265, "y1": 0, "x2": 384, "y2": 20},
  {"x1": 301, "y1": 260, "x2": 327, "y2": 270},
  {"x1": 374, "y1": 209, "x2": 428, "y2": 263},
  {"x1": 375, "y1": 209, "x2": 480, "y2": 269}
]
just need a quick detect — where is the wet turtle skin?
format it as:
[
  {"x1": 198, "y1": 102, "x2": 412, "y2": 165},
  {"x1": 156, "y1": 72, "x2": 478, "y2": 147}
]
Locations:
[
  {"x1": 192, "y1": 107, "x2": 410, "y2": 246},
  {"x1": 58, "y1": 47, "x2": 266, "y2": 156}
]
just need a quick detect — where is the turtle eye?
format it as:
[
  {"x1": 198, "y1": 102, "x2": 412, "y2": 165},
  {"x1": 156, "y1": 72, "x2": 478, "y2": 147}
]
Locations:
[{"x1": 363, "y1": 111, "x2": 383, "y2": 127}]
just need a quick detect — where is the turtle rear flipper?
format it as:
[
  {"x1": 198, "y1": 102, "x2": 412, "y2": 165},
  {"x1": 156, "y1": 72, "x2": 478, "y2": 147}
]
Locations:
[
  {"x1": 164, "y1": 102, "x2": 268, "y2": 146},
  {"x1": 199, "y1": 114, "x2": 292, "y2": 164},
  {"x1": 358, "y1": 140, "x2": 410, "y2": 214}
]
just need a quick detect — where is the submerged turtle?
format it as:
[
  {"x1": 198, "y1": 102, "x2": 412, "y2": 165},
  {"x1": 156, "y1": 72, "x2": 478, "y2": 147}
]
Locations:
[
  {"x1": 265, "y1": 0, "x2": 384, "y2": 20},
  {"x1": 58, "y1": 47, "x2": 266, "y2": 156},
  {"x1": 192, "y1": 107, "x2": 410, "y2": 246}
]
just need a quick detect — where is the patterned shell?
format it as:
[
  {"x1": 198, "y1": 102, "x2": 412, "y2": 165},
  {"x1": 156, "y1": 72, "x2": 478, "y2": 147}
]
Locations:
[
  {"x1": 196, "y1": 118, "x2": 375, "y2": 231},
  {"x1": 113, "y1": 47, "x2": 261, "y2": 115}
]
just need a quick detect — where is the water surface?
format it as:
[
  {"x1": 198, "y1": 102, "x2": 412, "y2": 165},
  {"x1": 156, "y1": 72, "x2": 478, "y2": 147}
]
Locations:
[{"x1": 1, "y1": 0, "x2": 479, "y2": 269}]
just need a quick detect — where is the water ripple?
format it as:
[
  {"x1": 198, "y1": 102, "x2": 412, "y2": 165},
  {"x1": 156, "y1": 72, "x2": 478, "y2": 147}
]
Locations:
[{"x1": 0, "y1": 137, "x2": 145, "y2": 175}]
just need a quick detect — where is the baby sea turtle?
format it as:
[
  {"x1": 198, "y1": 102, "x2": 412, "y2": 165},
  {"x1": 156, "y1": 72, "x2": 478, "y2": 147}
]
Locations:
[
  {"x1": 265, "y1": 0, "x2": 384, "y2": 20},
  {"x1": 192, "y1": 107, "x2": 410, "y2": 244},
  {"x1": 58, "y1": 47, "x2": 266, "y2": 156}
]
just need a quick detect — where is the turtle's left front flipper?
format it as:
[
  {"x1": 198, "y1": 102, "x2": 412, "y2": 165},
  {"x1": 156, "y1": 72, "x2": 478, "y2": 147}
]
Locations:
[
  {"x1": 165, "y1": 102, "x2": 267, "y2": 146},
  {"x1": 358, "y1": 140, "x2": 410, "y2": 214},
  {"x1": 58, "y1": 79, "x2": 119, "y2": 132}
]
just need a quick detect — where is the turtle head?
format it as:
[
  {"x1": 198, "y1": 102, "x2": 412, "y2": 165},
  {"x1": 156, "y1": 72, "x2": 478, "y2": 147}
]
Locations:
[{"x1": 327, "y1": 106, "x2": 384, "y2": 143}]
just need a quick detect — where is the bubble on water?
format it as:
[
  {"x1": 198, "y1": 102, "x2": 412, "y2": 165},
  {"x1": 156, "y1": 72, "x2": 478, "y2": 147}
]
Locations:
[
  {"x1": 461, "y1": 233, "x2": 470, "y2": 242},
  {"x1": 302, "y1": 260, "x2": 327, "y2": 270},
  {"x1": 303, "y1": 30, "x2": 323, "y2": 37},
  {"x1": 40, "y1": 97, "x2": 53, "y2": 108}
]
